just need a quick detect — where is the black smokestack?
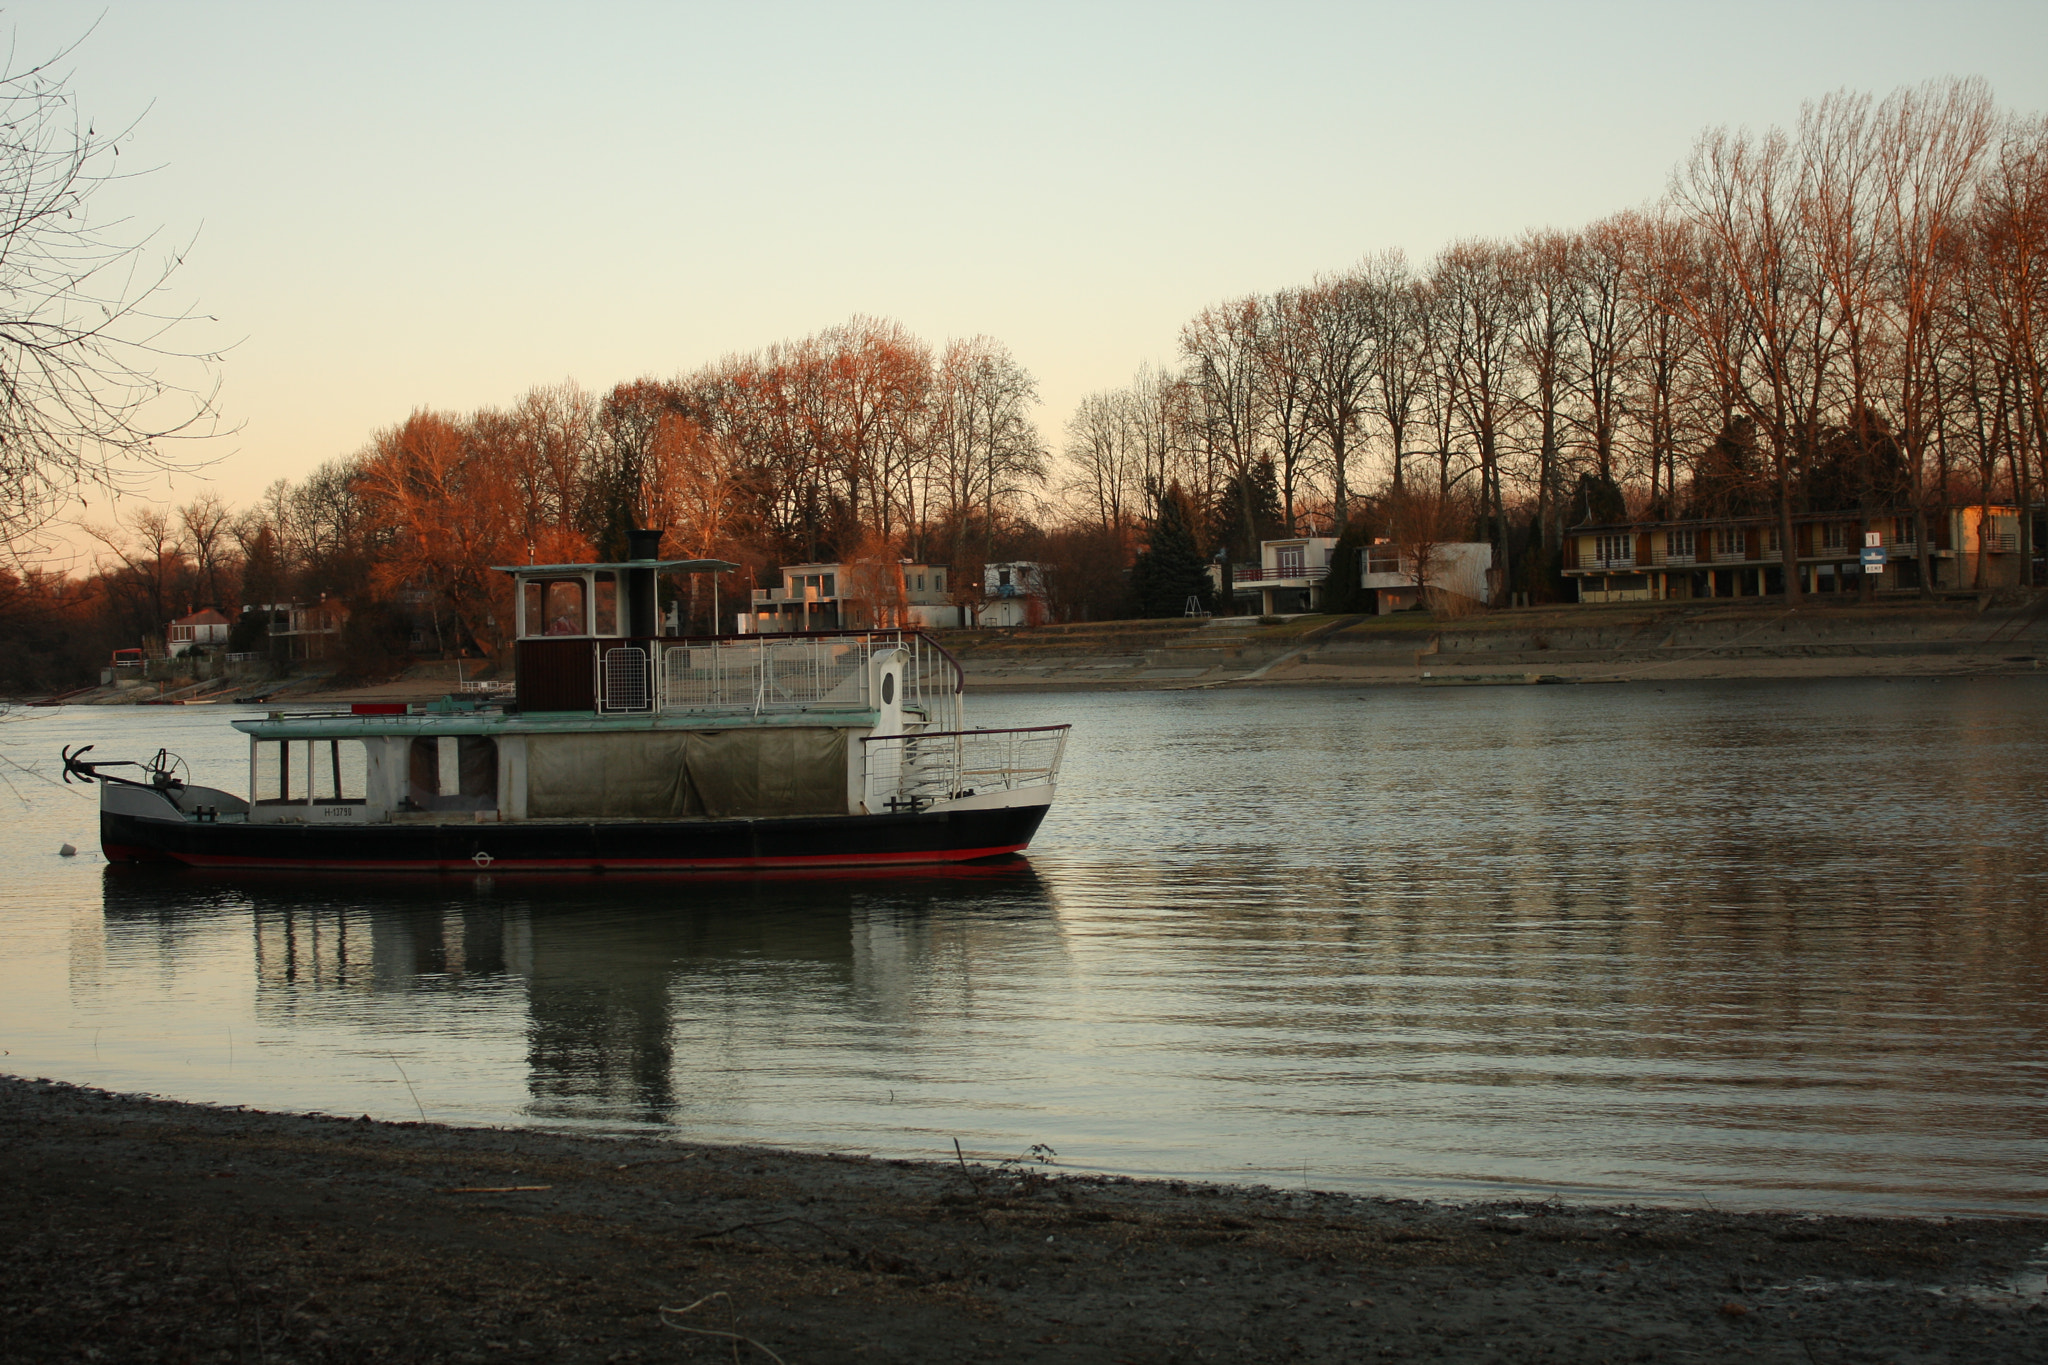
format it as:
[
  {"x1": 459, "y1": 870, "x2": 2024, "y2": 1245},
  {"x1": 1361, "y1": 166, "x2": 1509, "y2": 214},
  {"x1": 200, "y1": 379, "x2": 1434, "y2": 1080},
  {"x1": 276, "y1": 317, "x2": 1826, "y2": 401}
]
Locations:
[{"x1": 627, "y1": 528, "x2": 662, "y2": 636}]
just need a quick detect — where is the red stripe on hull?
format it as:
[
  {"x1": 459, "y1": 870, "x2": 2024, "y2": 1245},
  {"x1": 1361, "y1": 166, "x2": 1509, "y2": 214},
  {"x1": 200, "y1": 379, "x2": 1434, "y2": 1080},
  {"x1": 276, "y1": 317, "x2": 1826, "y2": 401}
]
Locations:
[
  {"x1": 102, "y1": 843, "x2": 176, "y2": 863},
  {"x1": 155, "y1": 843, "x2": 1030, "y2": 873}
]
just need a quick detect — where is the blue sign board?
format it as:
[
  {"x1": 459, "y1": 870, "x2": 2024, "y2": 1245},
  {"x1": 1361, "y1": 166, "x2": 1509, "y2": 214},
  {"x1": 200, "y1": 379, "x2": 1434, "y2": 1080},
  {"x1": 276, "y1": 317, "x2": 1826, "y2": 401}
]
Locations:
[{"x1": 1861, "y1": 546, "x2": 1888, "y2": 569}]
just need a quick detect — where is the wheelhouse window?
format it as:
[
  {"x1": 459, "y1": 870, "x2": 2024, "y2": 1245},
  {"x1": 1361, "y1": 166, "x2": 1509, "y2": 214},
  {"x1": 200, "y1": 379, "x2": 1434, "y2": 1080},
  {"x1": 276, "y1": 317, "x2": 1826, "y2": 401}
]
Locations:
[
  {"x1": 523, "y1": 578, "x2": 588, "y2": 636},
  {"x1": 593, "y1": 571, "x2": 618, "y2": 635}
]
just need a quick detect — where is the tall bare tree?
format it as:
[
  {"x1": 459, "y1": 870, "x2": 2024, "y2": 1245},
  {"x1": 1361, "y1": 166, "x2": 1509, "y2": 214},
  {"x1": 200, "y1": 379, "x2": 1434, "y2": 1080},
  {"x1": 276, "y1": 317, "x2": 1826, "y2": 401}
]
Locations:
[{"x1": 0, "y1": 35, "x2": 225, "y2": 553}]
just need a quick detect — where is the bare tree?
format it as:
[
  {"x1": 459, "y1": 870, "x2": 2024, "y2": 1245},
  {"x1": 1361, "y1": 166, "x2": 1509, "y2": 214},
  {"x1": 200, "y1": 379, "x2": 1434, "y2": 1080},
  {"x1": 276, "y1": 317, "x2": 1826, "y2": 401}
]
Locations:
[
  {"x1": 1182, "y1": 298, "x2": 1267, "y2": 550},
  {"x1": 1670, "y1": 124, "x2": 1820, "y2": 598},
  {"x1": 1363, "y1": 253, "x2": 1425, "y2": 492},
  {"x1": 1873, "y1": 78, "x2": 1998, "y2": 592},
  {"x1": 1973, "y1": 113, "x2": 2048, "y2": 584},
  {"x1": 1286, "y1": 271, "x2": 1378, "y2": 530},
  {"x1": 0, "y1": 32, "x2": 225, "y2": 553},
  {"x1": 1516, "y1": 229, "x2": 1580, "y2": 547},
  {"x1": 1061, "y1": 386, "x2": 1145, "y2": 536},
  {"x1": 177, "y1": 491, "x2": 234, "y2": 607},
  {"x1": 1433, "y1": 240, "x2": 1526, "y2": 590},
  {"x1": 84, "y1": 505, "x2": 185, "y2": 638},
  {"x1": 1618, "y1": 212, "x2": 1700, "y2": 514},
  {"x1": 927, "y1": 336, "x2": 1046, "y2": 561},
  {"x1": 1380, "y1": 482, "x2": 1472, "y2": 619},
  {"x1": 1569, "y1": 215, "x2": 1648, "y2": 509},
  {"x1": 1253, "y1": 292, "x2": 1318, "y2": 533}
]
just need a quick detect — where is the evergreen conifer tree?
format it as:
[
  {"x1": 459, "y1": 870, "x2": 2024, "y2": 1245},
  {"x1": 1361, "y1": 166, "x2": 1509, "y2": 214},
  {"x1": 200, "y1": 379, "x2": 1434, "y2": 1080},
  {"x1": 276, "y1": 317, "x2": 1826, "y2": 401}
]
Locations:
[
  {"x1": 1130, "y1": 484, "x2": 1213, "y2": 617},
  {"x1": 1207, "y1": 457, "x2": 1285, "y2": 562},
  {"x1": 1317, "y1": 522, "x2": 1375, "y2": 614}
]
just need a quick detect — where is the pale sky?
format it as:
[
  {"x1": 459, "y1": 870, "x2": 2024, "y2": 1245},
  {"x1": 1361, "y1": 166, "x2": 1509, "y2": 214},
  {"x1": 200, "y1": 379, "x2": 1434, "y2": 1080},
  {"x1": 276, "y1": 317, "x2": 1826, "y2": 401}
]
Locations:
[{"x1": 18, "y1": 0, "x2": 2048, "y2": 560}]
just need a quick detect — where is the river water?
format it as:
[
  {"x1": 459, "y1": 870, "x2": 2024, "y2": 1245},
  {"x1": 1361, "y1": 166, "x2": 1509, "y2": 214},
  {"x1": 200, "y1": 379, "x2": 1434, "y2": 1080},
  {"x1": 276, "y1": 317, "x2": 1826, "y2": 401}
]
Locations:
[{"x1": 4, "y1": 679, "x2": 2045, "y2": 1215}]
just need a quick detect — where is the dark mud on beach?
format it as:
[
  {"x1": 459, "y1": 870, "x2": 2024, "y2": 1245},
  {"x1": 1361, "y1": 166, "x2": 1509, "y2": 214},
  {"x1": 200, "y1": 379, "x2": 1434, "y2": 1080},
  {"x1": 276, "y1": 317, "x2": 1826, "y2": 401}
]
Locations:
[{"x1": 4, "y1": 1078, "x2": 2045, "y2": 1363}]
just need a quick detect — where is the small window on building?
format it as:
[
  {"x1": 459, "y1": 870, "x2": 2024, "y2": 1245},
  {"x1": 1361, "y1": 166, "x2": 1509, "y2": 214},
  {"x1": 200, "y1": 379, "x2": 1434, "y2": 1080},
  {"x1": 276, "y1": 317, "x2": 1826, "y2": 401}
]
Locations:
[
  {"x1": 1766, "y1": 527, "x2": 1783, "y2": 553},
  {"x1": 933, "y1": 570, "x2": 944, "y2": 591},
  {"x1": 916, "y1": 574, "x2": 925, "y2": 591},
  {"x1": 1597, "y1": 533, "x2": 1634, "y2": 565},
  {"x1": 593, "y1": 572, "x2": 618, "y2": 634},
  {"x1": 1666, "y1": 530, "x2": 1696, "y2": 559},
  {"x1": 998, "y1": 568, "x2": 1012, "y2": 587},
  {"x1": 1822, "y1": 523, "x2": 1848, "y2": 550},
  {"x1": 1714, "y1": 527, "x2": 1743, "y2": 558}
]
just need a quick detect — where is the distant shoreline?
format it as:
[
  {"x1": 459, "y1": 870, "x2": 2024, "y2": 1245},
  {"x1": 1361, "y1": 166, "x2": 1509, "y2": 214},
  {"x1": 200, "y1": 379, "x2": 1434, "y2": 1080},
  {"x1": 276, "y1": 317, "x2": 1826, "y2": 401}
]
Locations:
[{"x1": 33, "y1": 592, "x2": 2048, "y2": 706}]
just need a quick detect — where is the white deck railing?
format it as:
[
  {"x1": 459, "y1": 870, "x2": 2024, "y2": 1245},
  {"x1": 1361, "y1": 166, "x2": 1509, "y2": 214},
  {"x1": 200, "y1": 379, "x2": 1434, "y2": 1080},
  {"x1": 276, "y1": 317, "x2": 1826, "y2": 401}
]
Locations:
[
  {"x1": 593, "y1": 630, "x2": 963, "y2": 725},
  {"x1": 860, "y1": 725, "x2": 1069, "y2": 809}
]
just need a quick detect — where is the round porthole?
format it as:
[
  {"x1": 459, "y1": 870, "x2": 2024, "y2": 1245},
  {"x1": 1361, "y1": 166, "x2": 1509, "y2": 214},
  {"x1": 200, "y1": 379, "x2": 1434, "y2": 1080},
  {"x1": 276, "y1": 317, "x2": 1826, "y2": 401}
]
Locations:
[{"x1": 881, "y1": 671, "x2": 896, "y2": 704}]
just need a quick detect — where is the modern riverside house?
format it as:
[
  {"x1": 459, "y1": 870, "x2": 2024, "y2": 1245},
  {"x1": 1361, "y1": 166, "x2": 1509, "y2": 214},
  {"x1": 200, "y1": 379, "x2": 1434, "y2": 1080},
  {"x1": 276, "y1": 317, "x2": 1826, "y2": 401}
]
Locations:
[
  {"x1": 980, "y1": 562, "x2": 1048, "y2": 628},
  {"x1": 1359, "y1": 540, "x2": 1496, "y2": 614},
  {"x1": 743, "y1": 561, "x2": 962, "y2": 634},
  {"x1": 1562, "y1": 506, "x2": 2028, "y2": 602},
  {"x1": 1221, "y1": 537, "x2": 1339, "y2": 615}
]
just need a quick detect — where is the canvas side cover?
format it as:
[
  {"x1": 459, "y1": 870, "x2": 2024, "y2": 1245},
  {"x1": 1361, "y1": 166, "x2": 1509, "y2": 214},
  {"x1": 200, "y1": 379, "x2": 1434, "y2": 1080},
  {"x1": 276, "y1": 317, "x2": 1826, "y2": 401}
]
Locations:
[{"x1": 526, "y1": 729, "x2": 847, "y2": 819}]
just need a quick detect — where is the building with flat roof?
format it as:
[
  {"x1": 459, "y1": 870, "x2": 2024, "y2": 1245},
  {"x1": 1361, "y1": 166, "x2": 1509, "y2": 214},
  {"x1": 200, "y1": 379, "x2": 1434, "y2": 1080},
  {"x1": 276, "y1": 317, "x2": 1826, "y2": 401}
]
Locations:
[
  {"x1": 744, "y1": 561, "x2": 962, "y2": 634},
  {"x1": 1561, "y1": 506, "x2": 2025, "y2": 602}
]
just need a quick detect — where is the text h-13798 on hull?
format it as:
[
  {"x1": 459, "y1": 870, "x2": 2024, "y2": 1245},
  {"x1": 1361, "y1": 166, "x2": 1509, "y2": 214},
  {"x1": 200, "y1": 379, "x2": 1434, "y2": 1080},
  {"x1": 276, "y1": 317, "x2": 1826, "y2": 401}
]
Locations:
[{"x1": 65, "y1": 537, "x2": 1067, "y2": 873}]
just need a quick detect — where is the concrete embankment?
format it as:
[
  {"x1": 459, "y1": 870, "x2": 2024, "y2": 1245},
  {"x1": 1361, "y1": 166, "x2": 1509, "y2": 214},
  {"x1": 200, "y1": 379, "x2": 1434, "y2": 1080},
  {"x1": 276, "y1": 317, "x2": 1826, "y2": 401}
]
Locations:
[{"x1": 943, "y1": 592, "x2": 2048, "y2": 691}]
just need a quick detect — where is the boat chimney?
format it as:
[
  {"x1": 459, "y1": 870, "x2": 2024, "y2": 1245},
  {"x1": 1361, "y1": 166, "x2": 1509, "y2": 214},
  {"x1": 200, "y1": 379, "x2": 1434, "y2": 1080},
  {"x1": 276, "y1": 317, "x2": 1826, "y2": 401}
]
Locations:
[{"x1": 627, "y1": 527, "x2": 662, "y2": 637}]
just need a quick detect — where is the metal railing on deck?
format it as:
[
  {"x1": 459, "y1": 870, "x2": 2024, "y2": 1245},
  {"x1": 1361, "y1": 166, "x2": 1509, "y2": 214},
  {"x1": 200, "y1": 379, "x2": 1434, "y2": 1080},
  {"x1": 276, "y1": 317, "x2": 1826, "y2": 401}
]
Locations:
[
  {"x1": 1230, "y1": 564, "x2": 1329, "y2": 583},
  {"x1": 593, "y1": 629, "x2": 965, "y2": 725},
  {"x1": 861, "y1": 725, "x2": 1069, "y2": 809}
]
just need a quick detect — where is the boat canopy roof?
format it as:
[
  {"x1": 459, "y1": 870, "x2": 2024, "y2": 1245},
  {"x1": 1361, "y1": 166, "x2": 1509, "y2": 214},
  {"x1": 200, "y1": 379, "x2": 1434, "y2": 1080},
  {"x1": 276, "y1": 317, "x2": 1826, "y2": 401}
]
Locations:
[{"x1": 491, "y1": 559, "x2": 738, "y2": 576}]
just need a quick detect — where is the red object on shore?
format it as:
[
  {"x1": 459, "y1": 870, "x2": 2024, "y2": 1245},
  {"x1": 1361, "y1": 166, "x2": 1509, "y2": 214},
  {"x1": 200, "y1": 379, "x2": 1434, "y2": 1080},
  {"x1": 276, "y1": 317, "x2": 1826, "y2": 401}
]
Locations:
[{"x1": 350, "y1": 703, "x2": 407, "y2": 715}]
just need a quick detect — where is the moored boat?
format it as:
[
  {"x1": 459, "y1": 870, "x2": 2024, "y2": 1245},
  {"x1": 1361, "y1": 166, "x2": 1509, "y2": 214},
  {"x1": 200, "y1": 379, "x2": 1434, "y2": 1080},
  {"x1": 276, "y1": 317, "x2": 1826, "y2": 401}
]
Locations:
[{"x1": 65, "y1": 549, "x2": 1067, "y2": 873}]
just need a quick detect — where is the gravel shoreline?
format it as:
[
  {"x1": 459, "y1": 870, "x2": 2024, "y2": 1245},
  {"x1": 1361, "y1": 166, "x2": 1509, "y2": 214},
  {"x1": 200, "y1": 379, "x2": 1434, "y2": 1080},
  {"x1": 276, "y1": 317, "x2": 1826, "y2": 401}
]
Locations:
[{"x1": 5, "y1": 1075, "x2": 2044, "y2": 1363}]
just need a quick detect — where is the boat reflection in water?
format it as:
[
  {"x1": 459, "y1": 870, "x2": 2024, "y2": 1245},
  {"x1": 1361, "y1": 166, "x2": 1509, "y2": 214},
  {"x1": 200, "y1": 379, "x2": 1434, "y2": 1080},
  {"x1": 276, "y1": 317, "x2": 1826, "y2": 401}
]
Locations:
[{"x1": 97, "y1": 860, "x2": 1061, "y2": 1132}]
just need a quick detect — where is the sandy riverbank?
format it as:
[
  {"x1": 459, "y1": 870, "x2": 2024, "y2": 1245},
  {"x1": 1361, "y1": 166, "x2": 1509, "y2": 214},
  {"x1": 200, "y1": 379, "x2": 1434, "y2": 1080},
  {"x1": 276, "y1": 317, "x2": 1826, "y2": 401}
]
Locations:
[{"x1": 4, "y1": 1075, "x2": 2044, "y2": 1363}]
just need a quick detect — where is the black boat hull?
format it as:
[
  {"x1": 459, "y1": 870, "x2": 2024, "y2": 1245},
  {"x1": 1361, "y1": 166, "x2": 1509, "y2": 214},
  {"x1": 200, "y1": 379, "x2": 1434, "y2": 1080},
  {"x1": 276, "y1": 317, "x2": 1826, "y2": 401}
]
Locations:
[{"x1": 102, "y1": 800, "x2": 1050, "y2": 873}]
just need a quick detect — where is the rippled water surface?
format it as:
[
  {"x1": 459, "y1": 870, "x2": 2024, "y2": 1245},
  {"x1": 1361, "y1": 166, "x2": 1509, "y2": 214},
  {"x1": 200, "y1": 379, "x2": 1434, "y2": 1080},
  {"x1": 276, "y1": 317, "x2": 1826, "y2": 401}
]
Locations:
[{"x1": 5, "y1": 679, "x2": 2045, "y2": 1214}]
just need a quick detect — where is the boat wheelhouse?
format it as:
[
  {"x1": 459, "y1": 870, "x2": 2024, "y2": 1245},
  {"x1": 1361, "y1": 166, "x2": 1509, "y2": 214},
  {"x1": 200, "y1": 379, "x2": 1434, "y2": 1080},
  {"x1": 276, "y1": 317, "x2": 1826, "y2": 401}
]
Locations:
[{"x1": 70, "y1": 544, "x2": 1067, "y2": 872}]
